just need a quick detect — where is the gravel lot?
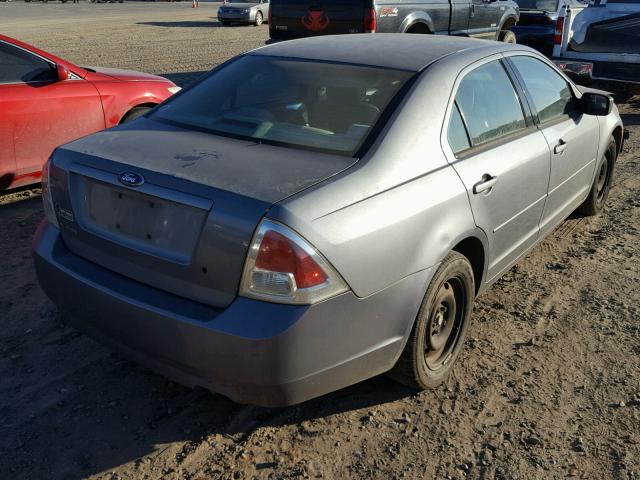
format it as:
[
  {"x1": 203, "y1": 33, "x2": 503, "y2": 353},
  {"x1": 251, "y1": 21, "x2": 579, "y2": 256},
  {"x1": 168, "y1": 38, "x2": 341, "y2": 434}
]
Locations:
[{"x1": 1, "y1": 5, "x2": 639, "y2": 480}]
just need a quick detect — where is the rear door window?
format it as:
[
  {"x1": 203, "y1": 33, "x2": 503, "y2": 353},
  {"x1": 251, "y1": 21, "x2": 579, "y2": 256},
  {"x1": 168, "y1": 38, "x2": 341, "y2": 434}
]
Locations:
[
  {"x1": 453, "y1": 60, "x2": 526, "y2": 148},
  {"x1": 447, "y1": 103, "x2": 471, "y2": 154},
  {"x1": 0, "y1": 41, "x2": 57, "y2": 84},
  {"x1": 510, "y1": 56, "x2": 577, "y2": 124}
]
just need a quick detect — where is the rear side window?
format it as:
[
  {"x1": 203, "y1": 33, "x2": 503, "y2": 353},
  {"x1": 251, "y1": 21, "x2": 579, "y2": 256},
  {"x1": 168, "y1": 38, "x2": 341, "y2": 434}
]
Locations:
[
  {"x1": 454, "y1": 61, "x2": 526, "y2": 148},
  {"x1": 510, "y1": 56, "x2": 576, "y2": 124},
  {"x1": 447, "y1": 103, "x2": 471, "y2": 154},
  {"x1": 153, "y1": 55, "x2": 413, "y2": 156},
  {"x1": 0, "y1": 41, "x2": 57, "y2": 84}
]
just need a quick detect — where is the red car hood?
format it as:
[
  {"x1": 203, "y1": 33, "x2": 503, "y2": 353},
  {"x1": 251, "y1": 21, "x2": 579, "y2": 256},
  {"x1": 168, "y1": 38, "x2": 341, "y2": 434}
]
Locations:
[{"x1": 87, "y1": 66, "x2": 171, "y2": 83}]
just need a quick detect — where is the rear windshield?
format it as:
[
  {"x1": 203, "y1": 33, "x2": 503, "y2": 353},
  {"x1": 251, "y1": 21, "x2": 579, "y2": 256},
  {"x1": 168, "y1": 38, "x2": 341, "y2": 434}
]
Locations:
[
  {"x1": 152, "y1": 55, "x2": 413, "y2": 156},
  {"x1": 516, "y1": 0, "x2": 559, "y2": 10}
]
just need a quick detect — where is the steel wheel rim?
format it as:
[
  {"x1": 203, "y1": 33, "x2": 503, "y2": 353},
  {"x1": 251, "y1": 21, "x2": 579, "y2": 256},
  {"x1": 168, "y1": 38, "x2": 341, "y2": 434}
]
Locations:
[
  {"x1": 424, "y1": 277, "x2": 466, "y2": 371},
  {"x1": 596, "y1": 157, "x2": 610, "y2": 202}
]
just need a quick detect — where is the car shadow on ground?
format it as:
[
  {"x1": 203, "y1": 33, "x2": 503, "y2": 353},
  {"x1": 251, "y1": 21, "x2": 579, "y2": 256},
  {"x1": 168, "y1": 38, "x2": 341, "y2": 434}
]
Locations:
[
  {"x1": 4, "y1": 314, "x2": 416, "y2": 478},
  {"x1": 0, "y1": 196, "x2": 416, "y2": 479}
]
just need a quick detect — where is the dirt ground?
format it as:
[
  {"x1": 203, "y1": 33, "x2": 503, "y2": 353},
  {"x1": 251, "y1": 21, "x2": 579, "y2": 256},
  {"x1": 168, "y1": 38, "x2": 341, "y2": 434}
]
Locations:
[{"x1": 1, "y1": 5, "x2": 639, "y2": 480}]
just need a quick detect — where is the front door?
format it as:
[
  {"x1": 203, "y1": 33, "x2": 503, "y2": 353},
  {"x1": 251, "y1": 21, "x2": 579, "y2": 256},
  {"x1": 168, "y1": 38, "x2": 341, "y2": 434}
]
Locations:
[
  {"x1": 0, "y1": 40, "x2": 104, "y2": 186},
  {"x1": 507, "y1": 55, "x2": 601, "y2": 237},
  {"x1": 0, "y1": 43, "x2": 18, "y2": 189},
  {"x1": 442, "y1": 58, "x2": 551, "y2": 281}
]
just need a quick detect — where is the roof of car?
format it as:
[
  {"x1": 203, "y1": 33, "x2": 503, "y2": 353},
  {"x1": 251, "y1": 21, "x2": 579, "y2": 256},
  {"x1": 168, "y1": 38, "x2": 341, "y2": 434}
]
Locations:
[{"x1": 251, "y1": 34, "x2": 518, "y2": 71}]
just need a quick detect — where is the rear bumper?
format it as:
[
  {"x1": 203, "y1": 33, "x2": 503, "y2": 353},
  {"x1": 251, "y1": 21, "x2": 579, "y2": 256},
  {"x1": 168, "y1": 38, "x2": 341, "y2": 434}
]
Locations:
[
  {"x1": 33, "y1": 221, "x2": 430, "y2": 407},
  {"x1": 554, "y1": 58, "x2": 640, "y2": 86}
]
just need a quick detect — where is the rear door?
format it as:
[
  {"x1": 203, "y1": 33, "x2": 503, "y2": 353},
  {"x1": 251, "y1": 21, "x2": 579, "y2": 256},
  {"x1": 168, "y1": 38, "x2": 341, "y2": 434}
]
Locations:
[
  {"x1": 0, "y1": 40, "x2": 104, "y2": 184},
  {"x1": 441, "y1": 57, "x2": 552, "y2": 281},
  {"x1": 270, "y1": 0, "x2": 370, "y2": 36},
  {"x1": 450, "y1": 0, "x2": 472, "y2": 34},
  {"x1": 507, "y1": 54, "x2": 600, "y2": 237}
]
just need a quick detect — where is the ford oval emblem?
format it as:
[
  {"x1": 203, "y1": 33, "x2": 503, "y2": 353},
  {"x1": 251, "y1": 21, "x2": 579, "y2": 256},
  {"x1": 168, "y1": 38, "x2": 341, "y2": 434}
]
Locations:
[{"x1": 119, "y1": 172, "x2": 144, "y2": 187}]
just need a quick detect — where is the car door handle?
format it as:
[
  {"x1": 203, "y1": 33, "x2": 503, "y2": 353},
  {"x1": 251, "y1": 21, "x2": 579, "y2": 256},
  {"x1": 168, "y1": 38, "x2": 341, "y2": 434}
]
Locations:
[
  {"x1": 473, "y1": 174, "x2": 498, "y2": 194},
  {"x1": 554, "y1": 140, "x2": 568, "y2": 154}
]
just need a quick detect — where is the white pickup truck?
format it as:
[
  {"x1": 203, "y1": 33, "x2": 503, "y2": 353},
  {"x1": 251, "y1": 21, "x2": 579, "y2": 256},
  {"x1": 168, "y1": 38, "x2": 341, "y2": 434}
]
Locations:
[{"x1": 552, "y1": 0, "x2": 640, "y2": 90}]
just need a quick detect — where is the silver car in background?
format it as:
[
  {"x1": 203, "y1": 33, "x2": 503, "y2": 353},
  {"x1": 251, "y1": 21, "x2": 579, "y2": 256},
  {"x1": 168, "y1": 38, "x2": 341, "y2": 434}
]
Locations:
[
  {"x1": 34, "y1": 35, "x2": 624, "y2": 406},
  {"x1": 218, "y1": 0, "x2": 269, "y2": 26}
]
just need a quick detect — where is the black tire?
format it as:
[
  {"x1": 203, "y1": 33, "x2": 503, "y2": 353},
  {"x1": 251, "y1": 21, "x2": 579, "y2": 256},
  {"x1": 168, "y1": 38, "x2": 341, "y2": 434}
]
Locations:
[
  {"x1": 577, "y1": 136, "x2": 616, "y2": 216},
  {"x1": 120, "y1": 106, "x2": 153, "y2": 124},
  {"x1": 221, "y1": 20, "x2": 231, "y2": 26},
  {"x1": 388, "y1": 251, "x2": 475, "y2": 389},
  {"x1": 498, "y1": 29, "x2": 517, "y2": 43},
  {"x1": 254, "y1": 11, "x2": 263, "y2": 26}
]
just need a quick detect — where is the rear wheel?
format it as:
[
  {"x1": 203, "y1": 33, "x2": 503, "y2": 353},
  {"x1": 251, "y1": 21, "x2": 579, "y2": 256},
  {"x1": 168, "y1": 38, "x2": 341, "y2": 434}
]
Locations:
[
  {"x1": 498, "y1": 29, "x2": 517, "y2": 43},
  {"x1": 254, "y1": 11, "x2": 263, "y2": 26},
  {"x1": 388, "y1": 251, "x2": 475, "y2": 389},
  {"x1": 121, "y1": 106, "x2": 153, "y2": 124},
  {"x1": 577, "y1": 136, "x2": 616, "y2": 216}
]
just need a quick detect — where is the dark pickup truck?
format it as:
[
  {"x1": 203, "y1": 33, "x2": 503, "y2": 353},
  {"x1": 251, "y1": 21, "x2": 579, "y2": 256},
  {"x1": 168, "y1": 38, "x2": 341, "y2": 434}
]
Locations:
[{"x1": 269, "y1": 0, "x2": 520, "y2": 41}]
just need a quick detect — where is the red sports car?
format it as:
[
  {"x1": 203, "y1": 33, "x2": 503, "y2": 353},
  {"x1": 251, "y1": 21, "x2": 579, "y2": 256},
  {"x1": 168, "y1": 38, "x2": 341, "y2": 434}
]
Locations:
[{"x1": 0, "y1": 35, "x2": 180, "y2": 190}]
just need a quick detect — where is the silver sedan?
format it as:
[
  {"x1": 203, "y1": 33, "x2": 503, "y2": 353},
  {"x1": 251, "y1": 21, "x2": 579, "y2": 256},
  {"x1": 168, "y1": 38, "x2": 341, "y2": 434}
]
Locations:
[
  {"x1": 34, "y1": 35, "x2": 625, "y2": 406},
  {"x1": 218, "y1": 0, "x2": 269, "y2": 26}
]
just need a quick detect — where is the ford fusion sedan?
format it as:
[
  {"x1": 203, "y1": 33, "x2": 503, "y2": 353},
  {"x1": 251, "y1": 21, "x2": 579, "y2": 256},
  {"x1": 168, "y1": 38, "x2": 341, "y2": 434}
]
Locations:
[
  {"x1": 0, "y1": 35, "x2": 179, "y2": 191},
  {"x1": 34, "y1": 35, "x2": 624, "y2": 407},
  {"x1": 218, "y1": 0, "x2": 269, "y2": 26}
]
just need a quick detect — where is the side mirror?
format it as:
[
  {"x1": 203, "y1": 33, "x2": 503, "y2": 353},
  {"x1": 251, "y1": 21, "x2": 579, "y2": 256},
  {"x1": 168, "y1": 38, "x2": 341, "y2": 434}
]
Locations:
[
  {"x1": 582, "y1": 92, "x2": 612, "y2": 116},
  {"x1": 56, "y1": 64, "x2": 70, "y2": 82}
]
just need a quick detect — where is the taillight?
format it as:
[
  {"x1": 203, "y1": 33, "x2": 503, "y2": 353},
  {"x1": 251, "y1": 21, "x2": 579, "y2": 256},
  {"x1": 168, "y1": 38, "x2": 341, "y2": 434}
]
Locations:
[
  {"x1": 554, "y1": 16, "x2": 564, "y2": 45},
  {"x1": 240, "y1": 219, "x2": 349, "y2": 304},
  {"x1": 364, "y1": 7, "x2": 376, "y2": 33}
]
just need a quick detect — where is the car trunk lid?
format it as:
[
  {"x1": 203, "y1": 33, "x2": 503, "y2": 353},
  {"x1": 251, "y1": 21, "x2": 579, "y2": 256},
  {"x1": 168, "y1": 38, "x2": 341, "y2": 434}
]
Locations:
[{"x1": 51, "y1": 118, "x2": 355, "y2": 308}]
